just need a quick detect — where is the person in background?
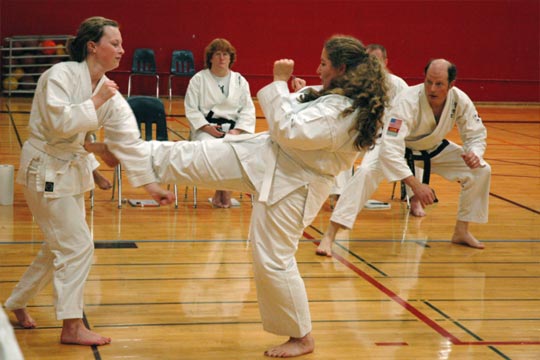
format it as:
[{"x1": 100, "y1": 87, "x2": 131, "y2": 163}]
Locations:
[
  {"x1": 316, "y1": 43, "x2": 409, "y2": 256},
  {"x1": 3, "y1": 16, "x2": 174, "y2": 347},
  {"x1": 184, "y1": 38, "x2": 256, "y2": 208},
  {"x1": 379, "y1": 58, "x2": 490, "y2": 249}
]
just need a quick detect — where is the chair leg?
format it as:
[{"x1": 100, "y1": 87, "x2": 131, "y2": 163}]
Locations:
[
  {"x1": 116, "y1": 164, "x2": 123, "y2": 209},
  {"x1": 174, "y1": 184, "x2": 178, "y2": 209},
  {"x1": 90, "y1": 190, "x2": 94, "y2": 209},
  {"x1": 111, "y1": 167, "x2": 117, "y2": 201},
  {"x1": 168, "y1": 75, "x2": 173, "y2": 115},
  {"x1": 127, "y1": 75, "x2": 132, "y2": 97},
  {"x1": 193, "y1": 186, "x2": 197, "y2": 208}
]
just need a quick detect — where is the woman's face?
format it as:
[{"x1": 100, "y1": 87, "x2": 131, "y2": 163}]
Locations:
[
  {"x1": 317, "y1": 48, "x2": 343, "y2": 89},
  {"x1": 92, "y1": 25, "x2": 124, "y2": 72},
  {"x1": 210, "y1": 50, "x2": 231, "y2": 72}
]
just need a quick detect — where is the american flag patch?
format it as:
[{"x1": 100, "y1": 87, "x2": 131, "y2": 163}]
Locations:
[{"x1": 387, "y1": 118, "x2": 403, "y2": 137}]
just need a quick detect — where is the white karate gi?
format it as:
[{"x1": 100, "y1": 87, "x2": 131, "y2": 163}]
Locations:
[
  {"x1": 149, "y1": 81, "x2": 361, "y2": 337},
  {"x1": 329, "y1": 73, "x2": 409, "y2": 229},
  {"x1": 184, "y1": 69, "x2": 255, "y2": 140},
  {"x1": 5, "y1": 61, "x2": 157, "y2": 320},
  {"x1": 380, "y1": 84, "x2": 490, "y2": 223},
  {"x1": 0, "y1": 307, "x2": 24, "y2": 360}
]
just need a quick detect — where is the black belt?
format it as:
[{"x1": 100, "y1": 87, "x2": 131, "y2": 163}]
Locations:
[
  {"x1": 405, "y1": 139, "x2": 449, "y2": 184},
  {"x1": 206, "y1": 111, "x2": 236, "y2": 129}
]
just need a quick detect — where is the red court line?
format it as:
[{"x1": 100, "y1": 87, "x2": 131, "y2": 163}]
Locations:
[{"x1": 303, "y1": 232, "x2": 540, "y2": 346}]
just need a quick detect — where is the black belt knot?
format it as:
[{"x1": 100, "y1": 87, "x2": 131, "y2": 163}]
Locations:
[
  {"x1": 404, "y1": 139, "x2": 449, "y2": 184},
  {"x1": 206, "y1": 111, "x2": 236, "y2": 129}
]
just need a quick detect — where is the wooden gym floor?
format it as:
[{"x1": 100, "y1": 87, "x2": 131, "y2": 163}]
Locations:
[{"x1": 0, "y1": 96, "x2": 539, "y2": 359}]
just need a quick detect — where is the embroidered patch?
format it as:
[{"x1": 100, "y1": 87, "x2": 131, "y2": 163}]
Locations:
[
  {"x1": 387, "y1": 118, "x2": 403, "y2": 137},
  {"x1": 44, "y1": 182, "x2": 54, "y2": 192}
]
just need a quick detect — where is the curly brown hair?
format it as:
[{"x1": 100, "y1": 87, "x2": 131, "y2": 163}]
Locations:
[{"x1": 300, "y1": 35, "x2": 388, "y2": 151}]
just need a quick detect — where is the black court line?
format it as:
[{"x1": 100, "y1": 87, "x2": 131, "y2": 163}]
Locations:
[
  {"x1": 94, "y1": 241, "x2": 137, "y2": 249},
  {"x1": 5, "y1": 103, "x2": 23, "y2": 148},
  {"x1": 486, "y1": 123, "x2": 540, "y2": 139},
  {"x1": 0, "y1": 109, "x2": 31, "y2": 114},
  {"x1": 484, "y1": 120, "x2": 540, "y2": 124},
  {"x1": 490, "y1": 192, "x2": 540, "y2": 215},
  {"x1": 308, "y1": 225, "x2": 389, "y2": 277},
  {"x1": 487, "y1": 158, "x2": 540, "y2": 168},
  {"x1": 82, "y1": 312, "x2": 102, "y2": 360},
  {"x1": 424, "y1": 301, "x2": 512, "y2": 359}
]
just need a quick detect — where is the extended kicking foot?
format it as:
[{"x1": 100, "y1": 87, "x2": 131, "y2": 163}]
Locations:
[
  {"x1": 13, "y1": 308, "x2": 36, "y2": 328},
  {"x1": 264, "y1": 334, "x2": 315, "y2": 358},
  {"x1": 61, "y1": 319, "x2": 111, "y2": 346},
  {"x1": 409, "y1": 196, "x2": 426, "y2": 217}
]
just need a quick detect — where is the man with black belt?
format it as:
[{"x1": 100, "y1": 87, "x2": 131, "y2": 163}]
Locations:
[{"x1": 380, "y1": 59, "x2": 491, "y2": 249}]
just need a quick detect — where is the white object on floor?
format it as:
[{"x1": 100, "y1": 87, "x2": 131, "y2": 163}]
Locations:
[
  {"x1": 128, "y1": 199, "x2": 160, "y2": 207},
  {"x1": 364, "y1": 199, "x2": 391, "y2": 210},
  {"x1": 208, "y1": 197, "x2": 241, "y2": 207}
]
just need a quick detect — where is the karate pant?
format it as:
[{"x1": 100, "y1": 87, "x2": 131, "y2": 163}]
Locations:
[
  {"x1": 0, "y1": 307, "x2": 24, "y2": 360},
  {"x1": 5, "y1": 174, "x2": 93, "y2": 320},
  {"x1": 331, "y1": 146, "x2": 385, "y2": 229},
  {"x1": 414, "y1": 141, "x2": 491, "y2": 223},
  {"x1": 330, "y1": 167, "x2": 354, "y2": 195},
  {"x1": 153, "y1": 139, "x2": 312, "y2": 337}
]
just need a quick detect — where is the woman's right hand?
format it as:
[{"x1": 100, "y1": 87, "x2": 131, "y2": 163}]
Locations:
[
  {"x1": 201, "y1": 124, "x2": 225, "y2": 138},
  {"x1": 273, "y1": 59, "x2": 294, "y2": 82},
  {"x1": 92, "y1": 80, "x2": 119, "y2": 110},
  {"x1": 144, "y1": 182, "x2": 176, "y2": 205}
]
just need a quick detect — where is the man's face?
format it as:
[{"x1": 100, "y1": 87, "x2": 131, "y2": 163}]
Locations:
[{"x1": 424, "y1": 62, "x2": 453, "y2": 109}]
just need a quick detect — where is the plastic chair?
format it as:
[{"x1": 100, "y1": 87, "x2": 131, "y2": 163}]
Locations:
[
  {"x1": 127, "y1": 48, "x2": 160, "y2": 97},
  {"x1": 111, "y1": 96, "x2": 178, "y2": 208},
  {"x1": 168, "y1": 50, "x2": 195, "y2": 112}
]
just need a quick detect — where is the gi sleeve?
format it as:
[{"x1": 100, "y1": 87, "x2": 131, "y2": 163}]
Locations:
[
  {"x1": 101, "y1": 93, "x2": 159, "y2": 187},
  {"x1": 184, "y1": 74, "x2": 210, "y2": 131},
  {"x1": 257, "y1": 81, "x2": 342, "y2": 151},
  {"x1": 456, "y1": 94, "x2": 487, "y2": 161},
  {"x1": 379, "y1": 106, "x2": 415, "y2": 182},
  {"x1": 42, "y1": 67, "x2": 99, "y2": 138}
]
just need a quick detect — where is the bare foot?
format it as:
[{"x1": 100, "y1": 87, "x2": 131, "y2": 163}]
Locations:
[
  {"x1": 211, "y1": 191, "x2": 224, "y2": 208},
  {"x1": 264, "y1": 334, "x2": 314, "y2": 358},
  {"x1": 316, "y1": 236, "x2": 333, "y2": 257},
  {"x1": 221, "y1": 190, "x2": 232, "y2": 209},
  {"x1": 93, "y1": 170, "x2": 112, "y2": 190},
  {"x1": 451, "y1": 232, "x2": 485, "y2": 249},
  {"x1": 13, "y1": 308, "x2": 36, "y2": 328},
  {"x1": 409, "y1": 196, "x2": 426, "y2": 217},
  {"x1": 60, "y1": 319, "x2": 111, "y2": 346}
]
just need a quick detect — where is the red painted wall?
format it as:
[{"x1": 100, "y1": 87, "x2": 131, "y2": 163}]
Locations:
[{"x1": 1, "y1": 0, "x2": 539, "y2": 101}]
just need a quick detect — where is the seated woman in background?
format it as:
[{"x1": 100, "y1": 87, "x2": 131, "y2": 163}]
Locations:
[{"x1": 184, "y1": 38, "x2": 256, "y2": 208}]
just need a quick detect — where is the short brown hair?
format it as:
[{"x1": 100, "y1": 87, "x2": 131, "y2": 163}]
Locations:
[{"x1": 204, "y1": 38, "x2": 236, "y2": 69}]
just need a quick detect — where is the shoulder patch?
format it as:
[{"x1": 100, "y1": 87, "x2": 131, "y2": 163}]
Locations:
[{"x1": 386, "y1": 118, "x2": 403, "y2": 137}]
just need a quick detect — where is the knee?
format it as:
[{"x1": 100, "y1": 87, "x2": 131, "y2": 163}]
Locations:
[{"x1": 475, "y1": 162, "x2": 491, "y2": 180}]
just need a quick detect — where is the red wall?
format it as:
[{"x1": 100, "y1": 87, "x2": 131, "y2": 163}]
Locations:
[{"x1": 1, "y1": 0, "x2": 539, "y2": 102}]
